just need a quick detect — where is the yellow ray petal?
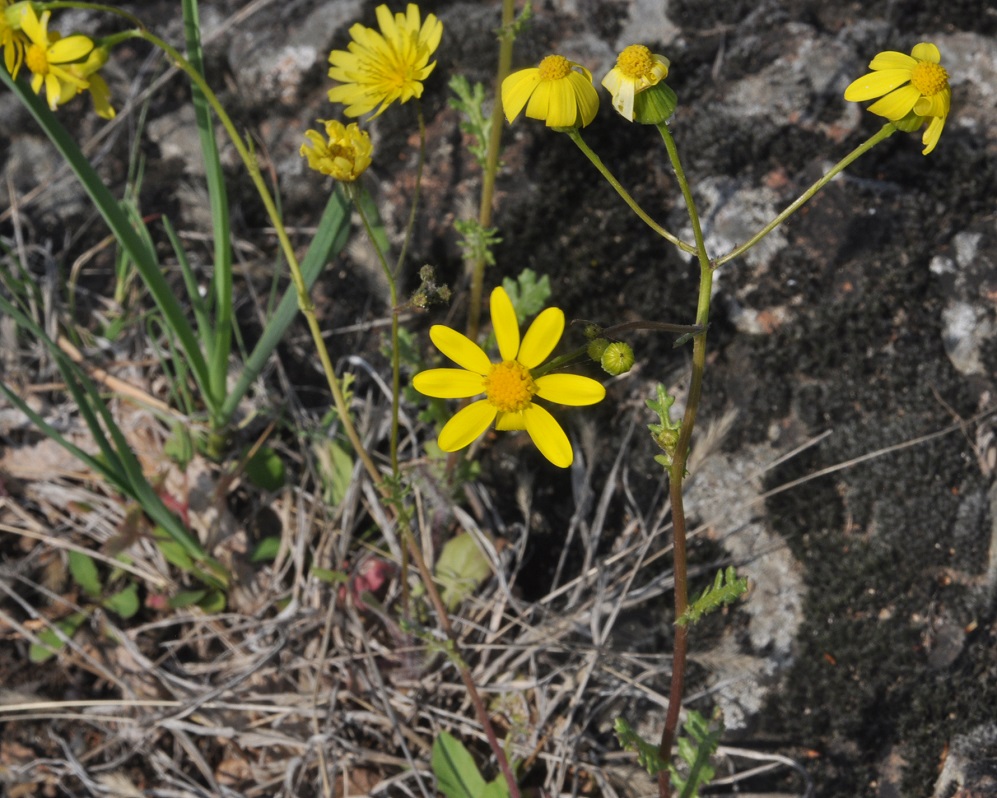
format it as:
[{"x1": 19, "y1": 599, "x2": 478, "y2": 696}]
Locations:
[
  {"x1": 518, "y1": 307, "x2": 564, "y2": 369},
  {"x1": 412, "y1": 368, "x2": 484, "y2": 399},
  {"x1": 429, "y1": 325, "x2": 492, "y2": 374},
  {"x1": 438, "y1": 400, "x2": 497, "y2": 452},
  {"x1": 535, "y1": 374, "x2": 605, "y2": 406},
  {"x1": 523, "y1": 404, "x2": 572, "y2": 468},
  {"x1": 491, "y1": 287, "x2": 520, "y2": 362}
]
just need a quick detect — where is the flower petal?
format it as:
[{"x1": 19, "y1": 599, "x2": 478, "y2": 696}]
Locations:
[
  {"x1": 490, "y1": 287, "x2": 520, "y2": 362},
  {"x1": 429, "y1": 325, "x2": 492, "y2": 374},
  {"x1": 518, "y1": 307, "x2": 564, "y2": 369},
  {"x1": 411, "y1": 368, "x2": 484, "y2": 399},
  {"x1": 544, "y1": 74, "x2": 576, "y2": 127},
  {"x1": 495, "y1": 411, "x2": 525, "y2": 430},
  {"x1": 569, "y1": 72, "x2": 600, "y2": 127},
  {"x1": 523, "y1": 404, "x2": 572, "y2": 468},
  {"x1": 844, "y1": 69, "x2": 912, "y2": 102},
  {"x1": 535, "y1": 374, "x2": 606, "y2": 406},
  {"x1": 921, "y1": 114, "x2": 945, "y2": 155},
  {"x1": 501, "y1": 68, "x2": 540, "y2": 122},
  {"x1": 49, "y1": 35, "x2": 93, "y2": 65},
  {"x1": 867, "y1": 84, "x2": 920, "y2": 120},
  {"x1": 524, "y1": 78, "x2": 552, "y2": 122},
  {"x1": 910, "y1": 42, "x2": 940, "y2": 63},
  {"x1": 438, "y1": 400, "x2": 497, "y2": 452},
  {"x1": 868, "y1": 51, "x2": 917, "y2": 71}
]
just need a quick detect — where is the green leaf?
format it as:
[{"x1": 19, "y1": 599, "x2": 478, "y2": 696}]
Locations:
[
  {"x1": 310, "y1": 567, "x2": 348, "y2": 585},
  {"x1": 68, "y1": 551, "x2": 102, "y2": 598},
  {"x1": 432, "y1": 731, "x2": 488, "y2": 798},
  {"x1": 245, "y1": 446, "x2": 286, "y2": 490},
  {"x1": 448, "y1": 75, "x2": 491, "y2": 169},
  {"x1": 501, "y1": 269, "x2": 551, "y2": 323},
  {"x1": 677, "y1": 567, "x2": 748, "y2": 627},
  {"x1": 250, "y1": 536, "x2": 282, "y2": 563},
  {"x1": 647, "y1": 383, "x2": 682, "y2": 469},
  {"x1": 103, "y1": 583, "x2": 140, "y2": 619},
  {"x1": 196, "y1": 590, "x2": 226, "y2": 613},
  {"x1": 614, "y1": 717, "x2": 668, "y2": 776},
  {"x1": 169, "y1": 589, "x2": 208, "y2": 609},
  {"x1": 671, "y1": 709, "x2": 723, "y2": 798},
  {"x1": 29, "y1": 613, "x2": 87, "y2": 664},
  {"x1": 435, "y1": 532, "x2": 492, "y2": 610},
  {"x1": 164, "y1": 421, "x2": 196, "y2": 469},
  {"x1": 313, "y1": 439, "x2": 354, "y2": 506}
]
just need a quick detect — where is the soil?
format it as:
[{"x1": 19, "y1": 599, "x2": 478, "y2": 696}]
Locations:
[{"x1": 1, "y1": 1, "x2": 996, "y2": 797}]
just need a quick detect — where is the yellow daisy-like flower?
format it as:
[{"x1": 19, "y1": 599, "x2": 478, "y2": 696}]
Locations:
[
  {"x1": 601, "y1": 44, "x2": 670, "y2": 121},
  {"x1": 413, "y1": 287, "x2": 606, "y2": 468},
  {"x1": 20, "y1": 4, "x2": 93, "y2": 111},
  {"x1": 501, "y1": 54, "x2": 600, "y2": 128},
  {"x1": 327, "y1": 3, "x2": 443, "y2": 118},
  {"x1": 300, "y1": 119, "x2": 373, "y2": 182},
  {"x1": 844, "y1": 42, "x2": 951, "y2": 155},
  {"x1": 1, "y1": 0, "x2": 28, "y2": 78}
]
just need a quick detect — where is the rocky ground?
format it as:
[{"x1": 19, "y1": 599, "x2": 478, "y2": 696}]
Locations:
[{"x1": 1, "y1": 0, "x2": 996, "y2": 796}]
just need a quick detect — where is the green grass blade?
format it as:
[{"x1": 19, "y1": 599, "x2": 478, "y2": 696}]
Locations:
[
  {"x1": 0, "y1": 68, "x2": 214, "y2": 412},
  {"x1": 183, "y1": 0, "x2": 233, "y2": 413},
  {"x1": 219, "y1": 186, "x2": 351, "y2": 420}
]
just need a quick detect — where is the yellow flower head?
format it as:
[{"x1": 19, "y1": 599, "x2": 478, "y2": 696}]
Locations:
[
  {"x1": 301, "y1": 119, "x2": 373, "y2": 182},
  {"x1": 19, "y1": 4, "x2": 94, "y2": 111},
  {"x1": 327, "y1": 3, "x2": 443, "y2": 118},
  {"x1": 501, "y1": 54, "x2": 600, "y2": 128},
  {"x1": 601, "y1": 44, "x2": 670, "y2": 121},
  {"x1": 1, "y1": 0, "x2": 28, "y2": 78},
  {"x1": 844, "y1": 42, "x2": 951, "y2": 155},
  {"x1": 412, "y1": 287, "x2": 606, "y2": 468}
]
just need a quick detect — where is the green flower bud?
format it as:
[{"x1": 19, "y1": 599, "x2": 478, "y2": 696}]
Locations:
[
  {"x1": 583, "y1": 323, "x2": 603, "y2": 340},
  {"x1": 601, "y1": 342, "x2": 634, "y2": 375},
  {"x1": 633, "y1": 82, "x2": 678, "y2": 125},
  {"x1": 587, "y1": 337, "x2": 610, "y2": 362}
]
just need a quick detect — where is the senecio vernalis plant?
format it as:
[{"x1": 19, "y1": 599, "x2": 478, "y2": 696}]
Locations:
[{"x1": 0, "y1": 0, "x2": 954, "y2": 796}]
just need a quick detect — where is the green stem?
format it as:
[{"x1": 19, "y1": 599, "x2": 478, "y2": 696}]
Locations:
[
  {"x1": 566, "y1": 128, "x2": 696, "y2": 255},
  {"x1": 352, "y1": 185, "x2": 402, "y2": 475},
  {"x1": 714, "y1": 123, "x2": 897, "y2": 268},
  {"x1": 466, "y1": 0, "x2": 516, "y2": 342},
  {"x1": 654, "y1": 121, "x2": 713, "y2": 797}
]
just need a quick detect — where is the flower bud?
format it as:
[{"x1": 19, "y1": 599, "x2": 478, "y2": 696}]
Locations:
[
  {"x1": 601, "y1": 342, "x2": 634, "y2": 375},
  {"x1": 587, "y1": 337, "x2": 610, "y2": 362}
]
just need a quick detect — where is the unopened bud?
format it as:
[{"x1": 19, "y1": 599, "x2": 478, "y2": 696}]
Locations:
[{"x1": 601, "y1": 342, "x2": 634, "y2": 375}]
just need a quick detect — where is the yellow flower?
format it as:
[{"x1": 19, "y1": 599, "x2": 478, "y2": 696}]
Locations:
[
  {"x1": 601, "y1": 44, "x2": 670, "y2": 121},
  {"x1": 844, "y1": 42, "x2": 951, "y2": 155},
  {"x1": 300, "y1": 119, "x2": 373, "y2": 182},
  {"x1": 327, "y1": 3, "x2": 443, "y2": 118},
  {"x1": 1, "y1": 0, "x2": 28, "y2": 78},
  {"x1": 64, "y1": 46, "x2": 115, "y2": 119},
  {"x1": 413, "y1": 287, "x2": 606, "y2": 468},
  {"x1": 19, "y1": 4, "x2": 93, "y2": 111},
  {"x1": 501, "y1": 55, "x2": 600, "y2": 128}
]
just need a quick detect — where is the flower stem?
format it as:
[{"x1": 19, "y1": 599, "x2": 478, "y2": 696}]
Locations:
[
  {"x1": 466, "y1": 0, "x2": 517, "y2": 342},
  {"x1": 566, "y1": 128, "x2": 696, "y2": 255},
  {"x1": 654, "y1": 121, "x2": 714, "y2": 797},
  {"x1": 352, "y1": 185, "x2": 403, "y2": 476},
  {"x1": 714, "y1": 123, "x2": 897, "y2": 268}
]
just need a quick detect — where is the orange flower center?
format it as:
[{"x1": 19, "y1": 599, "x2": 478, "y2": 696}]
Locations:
[
  {"x1": 538, "y1": 55, "x2": 571, "y2": 81},
  {"x1": 484, "y1": 361, "x2": 536, "y2": 413},
  {"x1": 910, "y1": 60, "x2": 948, "y2": 96},
  {"x1": 616, "y1": 44, "x2": 654, "y2": 79}
]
